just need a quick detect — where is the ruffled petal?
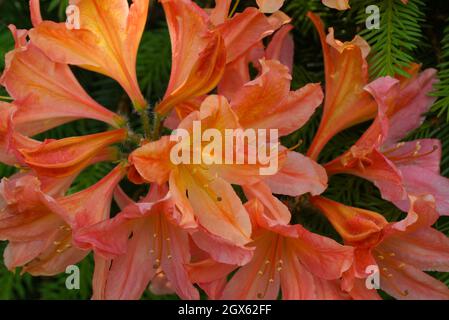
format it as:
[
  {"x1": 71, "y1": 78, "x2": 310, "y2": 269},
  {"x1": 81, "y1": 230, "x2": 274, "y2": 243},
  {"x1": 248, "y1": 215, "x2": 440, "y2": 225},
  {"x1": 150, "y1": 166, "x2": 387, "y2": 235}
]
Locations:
[{"x1": 19, "y1": 129, "x2": 126, "y2": 178}]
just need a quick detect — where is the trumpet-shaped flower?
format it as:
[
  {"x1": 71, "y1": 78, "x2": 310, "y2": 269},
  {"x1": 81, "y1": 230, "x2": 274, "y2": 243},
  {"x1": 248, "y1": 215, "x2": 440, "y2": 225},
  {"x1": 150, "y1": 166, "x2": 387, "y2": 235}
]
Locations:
[
  {"x1": 311, "y1": 195, "x2": 449, "y2": 300},
  {"x1": 324, "y1": 72, "x2": 449, "y2": 215},
  {"x1": 0, "y1": 164, "x2": 125, "y2": 275},
  {"x1": 221, "y1": 199, "x2": 353, "y2": 299},
  {"x1": 1, "y1": 25, "x2": 124, "y2": 136},
  {"x1": 73, "y1": 185, "x2": 200, "y2": 300},
  {"x1": 306, "y1": 13, "x2": 375, "y2": 160},
  {"x1": 157, "y1": 0, "x2": 288, "y2": 117},
  {"x1": 19, "y1": 129, "x2": 126, "y2": 178},
  {"x1": 28, "y1": 0, "x2": 148, "y2": 110}
]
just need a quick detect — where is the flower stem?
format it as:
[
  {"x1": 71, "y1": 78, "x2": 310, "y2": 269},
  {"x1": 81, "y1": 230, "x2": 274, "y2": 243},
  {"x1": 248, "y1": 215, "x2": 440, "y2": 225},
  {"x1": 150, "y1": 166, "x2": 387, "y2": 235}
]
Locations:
[
  {"x1": 151, "y1": 112, "x2": 163, "y2": 141},
  {"x1": 139, "y1": 108, "x2": 152, "y2": 139}
]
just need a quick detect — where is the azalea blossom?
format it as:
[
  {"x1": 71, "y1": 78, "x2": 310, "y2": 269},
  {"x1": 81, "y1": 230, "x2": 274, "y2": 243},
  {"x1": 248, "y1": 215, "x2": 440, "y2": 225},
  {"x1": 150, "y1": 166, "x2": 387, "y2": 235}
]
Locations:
[
  {"x1": 129, "y1": 63, "x2": 327, "y2": 243},
  {"x1": 311, "y1": 195, "x2": 449, "y2": 300},
  {"x1": 306, "y1": 13, "x2": 375, "y2": 160},
  {"x1": 0, "y1": 164, "x2": 126, "y2": 275},
  {"x1": 220, "y1": 198, "x2": 353, "y2": 299},
  {"x1": 29, "y1": 0, "x2": 149, "y2": 110},
  {"x1": 158, "y1": 0, "x2": 290, "y2": 117},
  {"x1": 73, "y1": 185, "x2": 199, "y2": 300},
  {"x1": 323, "y1": 73, "x2": 449, "y2": 215}
]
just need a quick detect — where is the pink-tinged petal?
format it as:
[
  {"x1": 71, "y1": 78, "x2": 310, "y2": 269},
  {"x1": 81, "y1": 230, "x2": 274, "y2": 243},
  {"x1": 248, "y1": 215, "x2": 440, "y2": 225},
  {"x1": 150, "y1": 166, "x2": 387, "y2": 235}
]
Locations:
[
  {"x1": 244, "y1": 181, "x2": 291, "y2": 224},
  {"x1": 384, "y1": 139, "x2": 441, "y2": 174},
  {"x1": 267, "y1": 11, "x2": 291, "y2": 30},
  {"x1": 29, "y1": 0, "x2": 148, "y2": 109},
  {"x1": 197, "y1": 278, "x2": 228, "y2": 300},
  {"x1": 322, "y1": 0, "x2": 350, "y2": 10},
  {"x1": 128, "y1": 136, "x2": 174, "y2": 185},
  {"x1": 58, "y1": 164, "x2": 126, "y2": 232},
  {"x1": 79, "y1": 185, "x2": 198, "y2": 300},
  {"x1": 20, "y1": 129, "x2": 126, "y2": 178},
  {"x1": 156, "y1": 0, "x2": 226, "y2": 115},
  {"x1": 218, "y1": 43, "x2": 264, "y2": 101},
  {"x1": 348, "y1": 279, "x2": 382, "y2": 300},
  {"x1": 280, "y1": 247, "x2": 319, "y2": 299},
  {"x1": 232, "y1": 60, "x2": 320, "y2": 136},
  {"x1": 0, "y1": 175, "x2": 67, "y2": 242},
  {"x1": 325, "y1": 148, "x2": 406, "y2": 203},
  {"x1": 264, "y1": 151, "x2": 328, "y2": 197},
  {"x1": 91, "y1": 255, "x2": 112, "y2": 300},
  {"x1": 256, "y1": 0, "x2": 285, "y2": 13},
  {"x1": 0, "y1": 102, "x2": 40, "y2": 166},
  {"x1": 221, "y1": 231, "x2": 281, "y2": 300},
  {"x1": 4, "y1": 237, "x2": 53, "y2": 270},
  {"x1": 217, "y1": 7, "x2": 274, "y2": 63},
  {"x1": 313, "y1": 278, "x2": 351, "y2": 300},
  {"x1": 210, "y1": 0, "x2": 232, "y2": 25},
  {"x1": 188, "y1": 258, "x2": 236, "y2": 285},
  {"x1": 23, "y1": 246, "x2": 87, "y2": 276},
  {"x1": 286, "y1": 225, "x2": 354, "y2": 280},
  {"x1": 390, "y1": 195, "x2": 439, "y2": 233},
  {"x1": 382, "y1": 227, "x2": 449, "y2": 272},
  {"x1": 190, "y1": 226, "x2": 254, "y2": 266},
  {"x1": 160, "y1": 216, "x2": 199, "y2": 300},
  {"x1": 232, "y1": 60, "x2": 323, "y2": 136},
  {"x1": 253, "y1": 208, "x2": 354, "y2": 280},
  {"x1": 1, "y1": 28, "x2": 123, "y2": 134},
  {"x1": 101, "y1": 218, "x2": 155, "y2": 300},
  {"x1": 396, "y1": 166, "x2": 449, "y2": 216},
  {"x1": 306, "y1": 13, "x2": 375, "y2": 160},
  {"x1": 378, "y1": 258, "x2": 449, "y2": 300},
  {"x1": 29, "y1": 0, "x2": 43, "y2": 27},
  {"x1": 73, "y1": 215, "x2": 131, "y2": 258},
  {"x1": 179, "y1": 167, "x2": 252, "y2": 246},
  {"x1": 384, "y1": 68, "x2": 437, "y2": 147},
  {"x1": 266, "y1": 24, "x2": 294, "y2": 73}
]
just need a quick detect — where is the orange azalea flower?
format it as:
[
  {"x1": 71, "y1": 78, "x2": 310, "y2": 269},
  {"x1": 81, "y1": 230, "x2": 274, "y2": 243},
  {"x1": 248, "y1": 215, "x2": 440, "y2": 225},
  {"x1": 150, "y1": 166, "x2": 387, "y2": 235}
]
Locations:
[
  {"x1": 0, "y1": 164, "x2": 125, "y2": 275},
  {"x1": 0, "y1": 102, "x2": 40, "y2": 166},
  {"x1": 28, "y1": 0, "x2": 148, "y2": 110},
  {"x1": 324, "y1": 71, "x2": 448, "y2": 215},
  {"x1": 1, "y1": 25, "x2": 124, "y2": 135},
  {"x1": 156, "y1": 0, "x2": 227, "y2": 116},
  {"x1": 306, "y1": 13, "x2": 375, "y2": 160},
  {"x1": 220, "y1": 199, "x2": 353, "y2": 299},
  {"x1": 157, "y1": 0, "x2": 288, "y2": 117},
  {"x1": 311, "y1": 196, "x2": 449, "y2": 300},
  {"x1": 229, "y1": 59, "x2": 327, "y2": 199},
  {"x1": 19, "y1": 129, "x2": 126, "y2": 178},
  {"x1": 73, "y1": 185, "x2": 200, "y2": 300},
  {"x1": 131, "y1": 96, "x2": 256, "y2": 246}
]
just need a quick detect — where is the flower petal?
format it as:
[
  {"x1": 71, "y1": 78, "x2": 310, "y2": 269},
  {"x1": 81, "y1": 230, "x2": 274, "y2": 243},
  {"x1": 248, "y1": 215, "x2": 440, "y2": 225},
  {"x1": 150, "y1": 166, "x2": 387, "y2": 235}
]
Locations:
[
  {"x1": 29, "y1": 0, "x2": 148, "y2": 108},
  {"x1": 20, "y1": 129, "x2": 126, "y2": 178},
  {"x1": 264, "y1": 151, "x2": 328, "y2": 197}
]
